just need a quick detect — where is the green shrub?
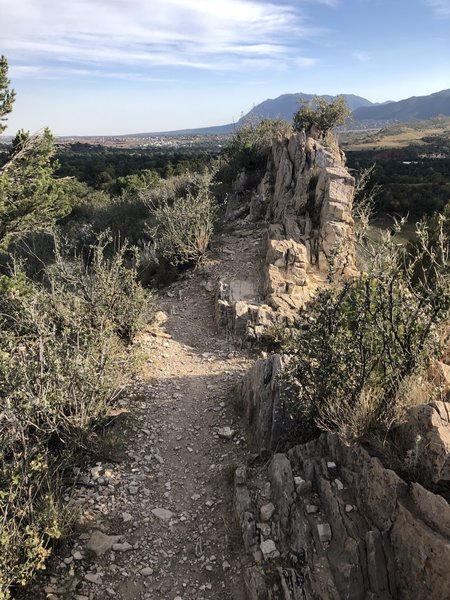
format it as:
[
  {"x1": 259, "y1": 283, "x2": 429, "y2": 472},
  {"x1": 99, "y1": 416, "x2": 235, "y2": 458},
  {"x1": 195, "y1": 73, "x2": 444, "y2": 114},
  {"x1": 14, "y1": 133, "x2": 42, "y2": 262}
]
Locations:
[
  {"x1": 219, "y1": 118, "x2": 292, "y2": 187},
  {"x1": 0, "y1": 235, "x2": 153, "y2": 597},
  {"x1": 281, "y1": 218, "x2": 450, "y2": 443},
  {"x1": 149, "y1": 171, "x2": 218, "y2": 267}
]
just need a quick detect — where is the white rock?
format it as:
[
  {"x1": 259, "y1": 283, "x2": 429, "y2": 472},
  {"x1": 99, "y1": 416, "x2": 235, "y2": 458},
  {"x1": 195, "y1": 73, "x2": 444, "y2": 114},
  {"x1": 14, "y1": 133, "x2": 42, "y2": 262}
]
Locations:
[
  {"x1": 335, "y1": 478, "x2": 344, "y2": 491},
  {"x1": 140, "y1": 567, "x2": 154, "y2": 576},
  {"x1": 217, "y1": 426, "x2": 235, "y2": 440},
  {"x1": 306, "y1": 504, "x2": 319, "y2": 514},
  {"x1": 327, "y1": 461, "x2": 337, "y2": 469},
  {"x1": 345, "y1": 504, "x2": 353, "y2": 513},
  {"x1": 122, "y1": 512, "x2": 133, "y2": 522},
  {"x1": 260, "y1": 539, "x2": 280, "y2": 560}
]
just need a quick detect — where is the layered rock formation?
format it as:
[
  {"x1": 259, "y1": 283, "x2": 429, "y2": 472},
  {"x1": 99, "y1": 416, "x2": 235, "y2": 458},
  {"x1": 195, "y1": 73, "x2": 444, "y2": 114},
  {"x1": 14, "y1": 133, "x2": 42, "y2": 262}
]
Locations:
[
  {"x1": 235, "y1": 435, "x2": 450, "y2": 600},
  {"x1": 217, "y1": 132, "x2": 357, "y2": 342},
  {"x1": 234, "y1": 356, "x2": 450, "y2": 600}
]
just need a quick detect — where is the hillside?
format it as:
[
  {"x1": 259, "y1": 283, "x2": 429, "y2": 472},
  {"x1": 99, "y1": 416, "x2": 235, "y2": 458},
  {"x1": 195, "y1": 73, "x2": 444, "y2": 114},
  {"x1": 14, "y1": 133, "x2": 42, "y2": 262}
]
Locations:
[
  {"x1": 124, "y1": 93, "x2": 373, "y2": 138},
  {"x1": 126, "y1": 89, "x2": 450, "y2": 138},
  {"x1": 353, "y1": 88, "x2": 450, "y2": 122}
]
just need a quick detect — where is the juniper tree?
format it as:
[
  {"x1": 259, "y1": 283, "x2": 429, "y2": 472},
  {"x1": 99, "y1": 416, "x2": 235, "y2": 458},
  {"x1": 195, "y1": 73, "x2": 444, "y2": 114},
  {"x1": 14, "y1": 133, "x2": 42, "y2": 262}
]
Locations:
[
  {"x1": 0, "y1": 57, "x2": 70, "y2": 251},
  {"x1": 293, "y1": 95, "x2": 351, "y2": 137}
]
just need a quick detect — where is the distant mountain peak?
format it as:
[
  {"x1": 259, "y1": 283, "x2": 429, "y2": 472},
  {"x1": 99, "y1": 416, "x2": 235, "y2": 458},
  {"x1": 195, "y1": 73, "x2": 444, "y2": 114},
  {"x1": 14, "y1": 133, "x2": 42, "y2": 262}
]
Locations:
[
  {"x1": 240, "y1": 92, "x2": 373, "y2": 125},
  {"x1": 352, "y1": 89, "x2": 450, "y2": 123}
]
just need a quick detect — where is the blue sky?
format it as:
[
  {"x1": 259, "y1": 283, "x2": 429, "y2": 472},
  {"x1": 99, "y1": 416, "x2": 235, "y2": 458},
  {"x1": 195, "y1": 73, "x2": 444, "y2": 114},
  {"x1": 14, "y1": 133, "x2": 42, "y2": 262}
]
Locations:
[{"x1": 1, "y1": 0, "x2": 449, "y2": 135}]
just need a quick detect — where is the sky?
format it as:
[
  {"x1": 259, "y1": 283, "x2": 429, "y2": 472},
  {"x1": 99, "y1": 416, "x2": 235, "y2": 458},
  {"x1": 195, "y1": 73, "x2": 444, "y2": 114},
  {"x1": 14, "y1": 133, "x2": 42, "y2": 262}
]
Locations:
[{"x1": 1, "y1": 0, "x2": 450, "y2": 135}]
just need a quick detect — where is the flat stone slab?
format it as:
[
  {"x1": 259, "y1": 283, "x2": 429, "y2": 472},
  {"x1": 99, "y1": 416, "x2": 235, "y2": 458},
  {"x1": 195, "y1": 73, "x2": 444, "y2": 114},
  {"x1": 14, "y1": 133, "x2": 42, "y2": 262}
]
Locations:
[{"x1": 229, "y1": 279, "x2": 257, "y2": 302}]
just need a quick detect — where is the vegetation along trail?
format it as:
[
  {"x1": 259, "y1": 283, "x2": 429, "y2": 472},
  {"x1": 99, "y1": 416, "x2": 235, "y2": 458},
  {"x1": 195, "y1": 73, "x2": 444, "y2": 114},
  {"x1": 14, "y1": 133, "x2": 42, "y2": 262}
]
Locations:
[{"x1": 27, "y1": 226, "x2": 266, "y2": 600}]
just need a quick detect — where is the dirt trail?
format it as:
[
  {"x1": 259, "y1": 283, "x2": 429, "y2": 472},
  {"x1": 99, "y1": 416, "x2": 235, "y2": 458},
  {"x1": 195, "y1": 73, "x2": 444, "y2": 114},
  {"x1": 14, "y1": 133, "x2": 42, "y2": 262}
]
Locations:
[{"x1": 27, "y1": 224, "x2": 265, "y2": 600}]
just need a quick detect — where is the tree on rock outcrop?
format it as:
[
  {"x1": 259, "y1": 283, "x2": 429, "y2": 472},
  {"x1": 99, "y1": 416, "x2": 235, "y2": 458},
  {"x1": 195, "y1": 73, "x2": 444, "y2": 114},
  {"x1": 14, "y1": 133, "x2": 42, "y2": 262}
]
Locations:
[{"x1": 293, "y1": 95, "x2": 351, "y2": 138}]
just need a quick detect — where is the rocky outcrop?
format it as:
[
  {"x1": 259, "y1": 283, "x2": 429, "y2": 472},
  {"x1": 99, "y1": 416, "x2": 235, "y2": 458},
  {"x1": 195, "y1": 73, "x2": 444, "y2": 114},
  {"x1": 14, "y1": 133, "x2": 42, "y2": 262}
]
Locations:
[
  {"x1": 234, "y1": 357, "x2": 450, "y2": 600},
  {"x1": 263, "y1": 133, "x2": 356, "y2": 280},
  {"x1": 217, "y1": 133, "x2": 357, "y2": 342},
  {"x1": 235, "y1": 434, "x2": 450, "y2": 600}
]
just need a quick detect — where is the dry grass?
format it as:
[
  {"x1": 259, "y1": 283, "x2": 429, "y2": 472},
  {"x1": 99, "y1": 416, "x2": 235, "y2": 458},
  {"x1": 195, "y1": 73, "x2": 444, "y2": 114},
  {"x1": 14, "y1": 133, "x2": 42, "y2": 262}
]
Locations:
[{"x1": 342, "y1": 116, "x2": 450, "y2": 151}]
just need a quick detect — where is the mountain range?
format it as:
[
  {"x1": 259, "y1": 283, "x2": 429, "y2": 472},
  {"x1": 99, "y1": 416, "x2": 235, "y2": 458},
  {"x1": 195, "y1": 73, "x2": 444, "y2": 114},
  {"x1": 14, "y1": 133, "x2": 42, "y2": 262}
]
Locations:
[{"x1": 136, "y1": 88, "x2": 450, "y2": 137}]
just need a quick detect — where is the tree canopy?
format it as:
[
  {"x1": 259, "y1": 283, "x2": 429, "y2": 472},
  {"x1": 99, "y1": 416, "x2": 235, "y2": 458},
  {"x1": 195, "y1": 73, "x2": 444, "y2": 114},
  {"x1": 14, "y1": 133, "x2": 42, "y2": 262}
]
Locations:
[{"x1": 293, "y1": 95, "x2": 351, "y2": 137}]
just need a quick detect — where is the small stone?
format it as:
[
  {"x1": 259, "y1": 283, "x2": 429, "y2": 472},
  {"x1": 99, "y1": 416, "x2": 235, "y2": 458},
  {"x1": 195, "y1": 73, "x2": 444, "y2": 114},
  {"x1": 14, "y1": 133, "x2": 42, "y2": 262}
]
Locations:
[
  {"x1": 335, "y1": 478, "x2": 344, "y2": 491},
  {"x1": 222, "y1": 560, "x2": 231, "y2": 571},
  {"x1": 112, "y1": 542, "x2": 132, "y2": 552},
  {"x1": 345, "y1": 504, "x2": 353, "y2": 513},
  {"x1": 140, "y1": 567, "x2": 154, "y2": 576},
  {"x1": 191, "y1": 494, "x2": 201, "y2": 501},
  {"x1": 72, "y1": 551, "x2": 84, "y2": 560},
  {"x1": 260, "y1": 539, "x2": 280, "y2": 560},
  {"x1": 327, "y1": 461, "x2": 337, "y2": 469},
  {"x1": 151, "y1": 508, "x2": 174, "y2": 521},
  {"x1": 306, "y1": 504, "x2": 319, "y2": 514},
  {"x1": 295, "y1": 478, "x2": 312, "y2": 496},
  {"x1": 317, "y1": 523, "x2": 332, "y2": 543},
  {"x1": 260, "y1": 502, "x2": 275, "y2": 522},
  {"x1": 218, "y1": 426, "x2": 235, "y2": 440},
  {"x1": 86, "y1": 530, "x2": 121, "y2": 556},
  {"x1": 122, "y1": 512, "x2": 133, "y2": 522},
  {"x1": 85, "y1": 573, "x2": 102, "y2": 584}
]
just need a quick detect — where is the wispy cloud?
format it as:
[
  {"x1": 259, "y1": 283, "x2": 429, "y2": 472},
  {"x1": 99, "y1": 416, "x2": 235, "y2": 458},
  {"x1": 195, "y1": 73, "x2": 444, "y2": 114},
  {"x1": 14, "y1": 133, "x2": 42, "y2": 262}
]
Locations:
[
  {"x1": 354, "y1": 51, "x2": 371, "y2": 63},
  {"x1": 312, "y1": 0, "x2": 339, "y2": 6},
  {"x1": 0, "y1": 0, "x2": 321, "y2": 77},
  {"x1": 426, "y1": 0, "x2": 450, "y2": 17}
]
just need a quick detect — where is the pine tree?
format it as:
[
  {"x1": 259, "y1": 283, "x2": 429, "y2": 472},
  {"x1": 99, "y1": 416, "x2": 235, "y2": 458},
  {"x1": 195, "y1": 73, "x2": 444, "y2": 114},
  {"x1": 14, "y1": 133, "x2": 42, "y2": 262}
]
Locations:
[{"x1": 0, "y1": 55, "x2": 16, "y2": 133}]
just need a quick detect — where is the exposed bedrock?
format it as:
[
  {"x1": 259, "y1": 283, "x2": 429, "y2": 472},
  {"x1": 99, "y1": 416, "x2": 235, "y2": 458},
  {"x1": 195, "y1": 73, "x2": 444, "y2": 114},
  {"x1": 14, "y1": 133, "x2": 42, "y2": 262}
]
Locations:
[{"x1": 234, "y1": 357, "x2": 450, "y2": 600}]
